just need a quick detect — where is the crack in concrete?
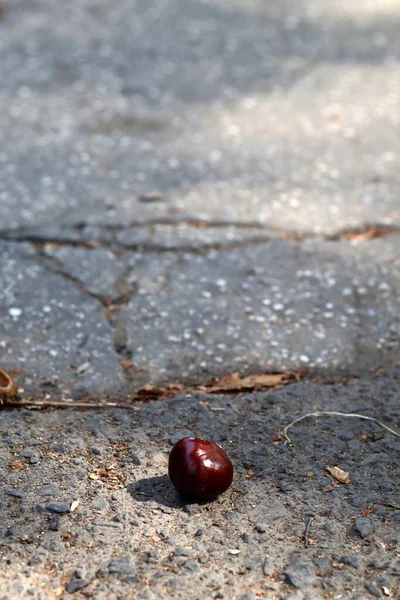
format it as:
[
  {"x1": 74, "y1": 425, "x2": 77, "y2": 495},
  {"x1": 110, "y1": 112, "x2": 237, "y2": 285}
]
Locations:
[
  {"x1": 1, "y1": 223, "x2": 399, "y2": 254},
  {"x1": 32, "y1": 245, "x2": 138, "y2": 384}
]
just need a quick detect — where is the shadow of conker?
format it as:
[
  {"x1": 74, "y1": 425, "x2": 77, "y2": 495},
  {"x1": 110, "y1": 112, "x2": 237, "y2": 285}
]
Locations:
[
  {"x1": 127, "y1": 475, "x2": 217, "y2": 508},
  {"x1": 127, "y1": 475, "x2": 182, "y2": 508}
]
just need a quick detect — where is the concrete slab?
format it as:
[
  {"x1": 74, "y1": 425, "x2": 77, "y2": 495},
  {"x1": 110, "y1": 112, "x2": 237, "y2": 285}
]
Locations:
[{"x1": 0, "y1": 0, "x2": 399, "y2": 234}]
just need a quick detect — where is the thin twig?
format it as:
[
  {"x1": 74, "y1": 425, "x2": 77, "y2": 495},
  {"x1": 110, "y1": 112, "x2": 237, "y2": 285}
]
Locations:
[
  {"x1": 4, "y1": 398, "x2": 137, "y2": 410},
  {"x1": 282, "y1": 411, "x2": 400, "y2": 444},
  {"x1": 377, "y1": 502, "x2": 400, "y2": 510},
  {"x1": 304, "y1": 516, "x2": 313, "y2": 548}
]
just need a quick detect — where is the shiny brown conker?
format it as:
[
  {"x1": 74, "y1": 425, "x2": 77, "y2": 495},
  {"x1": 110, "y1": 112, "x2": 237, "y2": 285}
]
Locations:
[{"x1": 168, "y1": 437, "x2": 233, "y2": 500}]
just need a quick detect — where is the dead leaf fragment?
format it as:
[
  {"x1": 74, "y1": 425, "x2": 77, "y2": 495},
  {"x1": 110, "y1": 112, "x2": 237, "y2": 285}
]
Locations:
[
  {"x1": 326, "y1": 466, "x2": 351, "y2": 484},
  {"x1": 76, "y1": 362, "x2": 90, "y2": 375},
  {"x1": 120, "y1": 359, "x2": 133, "y2": 370},
  {"x1": 139, "y1": 190, "x2": 164, "y2": 203},
  {"x1": 203, "y1": 371, "x2": 301, "y2": 393},
  {"x1": 0, "y1": 368, "x2": 18, "y2": 402},
  {"x1": 70, "y1": 499, "x2": 80, "y2": 512},
  {"x1": 361, "y1": 507, "x2": 376, "y2": 516}
]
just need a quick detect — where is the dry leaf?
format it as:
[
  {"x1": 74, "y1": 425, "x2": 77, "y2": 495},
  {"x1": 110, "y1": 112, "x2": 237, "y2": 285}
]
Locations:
[
  {"x1": 76, "y1": 362, "x2": 90, "y2": 375},
  {"x1": 128, "y1": 371, "x2": 302, "y2": 403},
  {"x1": 204, "y1": 371, "x2": 299, "y2": 393},
  {"x1": 326, "y1": 466, "x2": 351, "y2": 484},
  {"x1": 0, "y1": 368, "x2": 18, "y2": 402},
  {"x1": 134, "y1": 383, "x2": 184, "y2": 401},
  {"x1": 10, "y1": 459, "x2": 22, "y2": 469},
  {"x1": 361, "y1": 507, "x2": 376, "y2": 516},
  {"x1": 120, "y1": 359, "x2": 133, "y2": 370},
  {"x1": 346, "y1": 227, "x2": 397, "y2": 242}
]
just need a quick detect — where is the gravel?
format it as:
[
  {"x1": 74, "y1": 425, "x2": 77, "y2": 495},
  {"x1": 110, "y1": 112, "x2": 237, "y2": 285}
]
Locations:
[{"x1": 0, "y1": 369, "x2": 398, "y2": 598}]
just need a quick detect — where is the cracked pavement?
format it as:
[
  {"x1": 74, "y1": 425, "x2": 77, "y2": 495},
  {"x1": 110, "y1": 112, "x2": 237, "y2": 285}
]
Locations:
[
  {"x1": 0, "y1": 0, "x2": 399, "y2": 599},
  {"x1": 0, "y1": 0, "x2": 399, "y2": 399}
]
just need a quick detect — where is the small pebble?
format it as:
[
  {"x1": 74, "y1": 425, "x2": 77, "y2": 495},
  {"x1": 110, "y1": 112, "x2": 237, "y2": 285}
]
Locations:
[
  {"x1": 66, "y1": 579, "x2": 88, "y2": 593},
  {"x1": 50, "y1": 442, "x2": 67, "y2": 453},
  {"x1": 91, "y1": 498, "x2": 108, "y2": 511},
  {"x1": 5, "y1": 489, "x2": 26, "y2": 499},
  {"x1": 45, "y1": 502, "x2": 70, "y2": 514},
  {"x1": 368, "y1": 558, "x2": 391, "y2": 569},
  {"x1": 184, "y1": 559, "x2": 199, "y2": 572},
  {"x1": 21, "y1": 448, "x2": 34, "y2": 458},
  {"x1": 355, "y1": 517, "x2": 375, "y2": 539},
  {"x1": 262, "y1": 557, "x2": 275, "y2": 576},
  {"x1": 38, "y1": 483, "x2": 60, "y2": 496},
  {"x1": 340, "y1": 554, "x2": 360, "y2": 568},
  {"x1": 284, "y1": 561, "x2": 316, "y2": 588},
  {"x1": 108, "y1": 557, "x2": 135, "y2": 575},
  {"x1": 364, "y1": 582, "x2": 382, "y2": 597},
  {"x1": 90, "y1": 447, "x2": 102, "y2": 456},
  {"x1": 48, "y1": 516, "x2": 60, "y2": 532}
]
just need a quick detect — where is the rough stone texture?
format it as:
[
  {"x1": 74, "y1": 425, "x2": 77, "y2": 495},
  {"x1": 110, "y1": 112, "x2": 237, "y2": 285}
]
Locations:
[{"x1": 0, "y1": 369, "x2": 399, "y2": 599}]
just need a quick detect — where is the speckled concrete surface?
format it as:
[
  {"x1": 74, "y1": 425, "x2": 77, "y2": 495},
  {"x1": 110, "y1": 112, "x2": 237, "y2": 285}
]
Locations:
[
  {"x1": 1, "y1": 0, "x2": 400, "y2": 397},
  {"x1": 0, "y1": 0, "x2": 399, "y2": 234},
  {"x1": 1, "y1": 236, "x2": 399, "y2": 397}
]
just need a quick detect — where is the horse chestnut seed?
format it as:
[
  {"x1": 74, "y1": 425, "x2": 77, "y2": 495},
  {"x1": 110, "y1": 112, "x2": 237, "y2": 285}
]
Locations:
[{"x1": 168, "y1": 437, "x2": 233, "y2": 500}]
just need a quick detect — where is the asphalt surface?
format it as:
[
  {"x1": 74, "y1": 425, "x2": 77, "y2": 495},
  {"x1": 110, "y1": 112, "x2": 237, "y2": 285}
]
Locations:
[
  {"x1": 0, "y1": 0, "x2": 399, "y2": 598},
  {"x1": 1, "y1": 370, "x2": 399, "y2": 599}
]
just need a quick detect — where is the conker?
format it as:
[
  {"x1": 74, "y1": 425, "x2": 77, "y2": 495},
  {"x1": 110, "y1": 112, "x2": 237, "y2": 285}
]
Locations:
[{"x1": 168, "y1": 437, "x2": 233, "y2": 500}]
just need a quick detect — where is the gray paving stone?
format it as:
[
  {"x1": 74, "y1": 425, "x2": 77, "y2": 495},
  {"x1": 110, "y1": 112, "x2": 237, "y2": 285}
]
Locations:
[
  {"x1": 0, "y1": 241, "x2": 124, "y2": 396},
  {"x1": 121, "y1": 237, "x2": 400, "y2": 385},
  {"x1": 43, "y1": 245, "x2": 126, "y2": 300},
  {"x1": 0, "y1": 0, "x2": 399, "y2": 235}
]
